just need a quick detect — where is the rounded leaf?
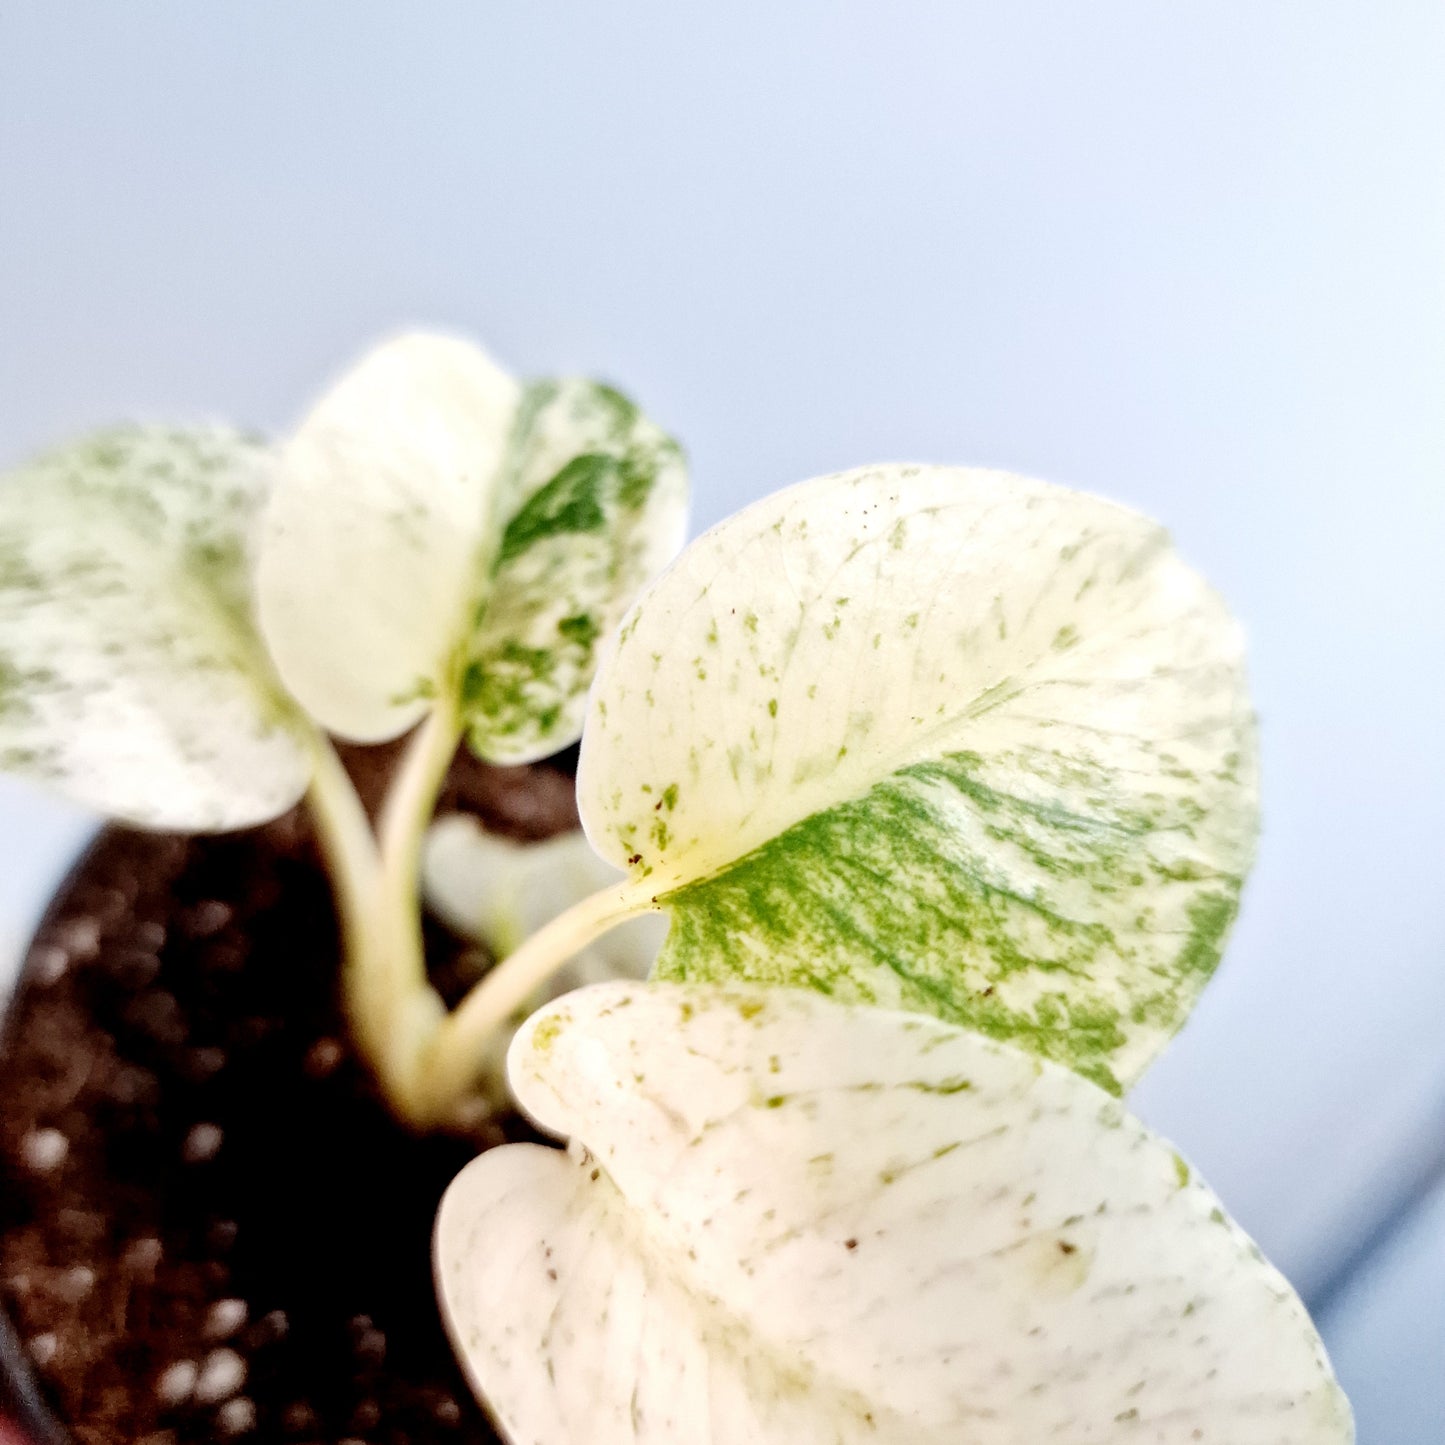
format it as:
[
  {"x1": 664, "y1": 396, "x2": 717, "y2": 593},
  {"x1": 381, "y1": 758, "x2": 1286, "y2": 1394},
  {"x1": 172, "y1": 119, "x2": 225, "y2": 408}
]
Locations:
[
  {"x1": 437, "y1": 982, "x2": 1351, "y2": 1445},
  {"x1": 0, "y1": 426, "x2": 310, "y2": 829},
  {"x1": 259, "y1": 338, "x2": 687, "y2": 757},
  {"x1": 578, "y1": 465, "x2": 1258, "y2": 1091},
  {"x1": 258, "y1": 331, "x2": 522, "y2": 741}
]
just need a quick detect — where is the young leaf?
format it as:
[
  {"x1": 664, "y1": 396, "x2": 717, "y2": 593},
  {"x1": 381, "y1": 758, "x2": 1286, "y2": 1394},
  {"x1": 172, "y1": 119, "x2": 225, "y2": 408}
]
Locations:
[
  {"x1": 0, "y1": 426, "x2": 311, "y2": 829},
  {"x1": 577, "y1": 465, "x2": 1257, "y2": 1092},
  {"x1": 257, "y1": 332, "x2": 520, "y2": 743},
  {"x1": 462, "y1": 378, "x2": 688, "y2": 762},
  {"x1": 423, "y1": 815, "x2": 665, "y2": 982},
  {"x1": 258, "y1": 334, "x2": 687, "y2": 760},
  {"x1": 437, "y1": 982, "x2": 1351, "y2": 1445}
]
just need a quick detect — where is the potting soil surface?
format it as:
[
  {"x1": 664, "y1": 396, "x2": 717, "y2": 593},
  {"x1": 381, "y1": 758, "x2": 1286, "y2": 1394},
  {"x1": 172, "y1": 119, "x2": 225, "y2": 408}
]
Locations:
[{"x1": 0, "y1": 747, "x2": 581, "y2": 1445}]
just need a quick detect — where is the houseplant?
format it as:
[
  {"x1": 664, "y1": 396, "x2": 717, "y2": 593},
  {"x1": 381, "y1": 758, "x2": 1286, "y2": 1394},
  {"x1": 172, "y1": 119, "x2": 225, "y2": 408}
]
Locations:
[
  {"x1": 0, "y1": 336, "x2": 1351, "y2": 1442},
  {"x1": 430, "y1": 463, "x2": 1351, "y2": 1442},
  {"x1": 0, "y1": 330, "x2": 687, "y2": 1442}
]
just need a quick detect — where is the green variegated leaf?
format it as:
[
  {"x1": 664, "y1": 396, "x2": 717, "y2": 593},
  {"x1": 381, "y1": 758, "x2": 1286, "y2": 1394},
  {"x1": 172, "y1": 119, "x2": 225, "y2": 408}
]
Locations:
[
  {"x1": 462, "y1": 378, "x2": 687, "y2": 763},
  {"x1": 577, "y1": 465, "x2": 1257, "y2": 1092},
  {"x1": 0, "y1": 426, "x2": 311, "y2": 829},
  {"x1": 258, "y1": 335, "x2": 686, "y2": 758},
  {"x1": 437, "y1": 982, "x2": 1350, "y2": 1445}
]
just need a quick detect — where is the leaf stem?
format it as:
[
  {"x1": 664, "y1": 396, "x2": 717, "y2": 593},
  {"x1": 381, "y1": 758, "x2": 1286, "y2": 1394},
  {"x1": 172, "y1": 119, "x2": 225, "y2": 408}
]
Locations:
[
  {"x1": 308, "y1": 696, "x2": 642, "y2": 1130},
  {"x1": 306, "y1": 728, "x2": 446, "y2": 1127},
  {"x1": 374, "y1": 697, "x2": 466, "y2": 1009},
  {"x1": 378, "y1": 695, "x2": 465, "y2": 881},
  {"x1": 418, "y1": 878, "x2": 659, "y2": 1124}
]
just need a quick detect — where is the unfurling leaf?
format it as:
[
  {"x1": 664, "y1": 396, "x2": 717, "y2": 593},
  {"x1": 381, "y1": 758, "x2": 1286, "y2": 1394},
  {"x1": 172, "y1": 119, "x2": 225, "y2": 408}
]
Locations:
[
  {"x1": 258, "y1": 334, "x2": 686, "y2": 759},
  {"x1": 437, "y1": 982, "x2": 1350, "y2": 1445},
  {"x1": 423, "y1": 814, "x2": 665, "y2": 983},
  {"x1": 578, "y1": 465, "x2": 1257, "y2": 1092},
  {"x1": 0, "y1": 426, "x2": 310, "y2": 829}
]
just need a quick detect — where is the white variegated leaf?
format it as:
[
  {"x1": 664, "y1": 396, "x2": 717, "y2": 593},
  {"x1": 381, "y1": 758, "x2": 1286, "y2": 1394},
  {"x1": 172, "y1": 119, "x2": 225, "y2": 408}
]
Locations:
[
  {"x1": 437, "y1": 982, "x2": 1351, "y2": 1445},
  {"x1": 258, "y1": 335, "x2": 687, "y2": 755},
  {"x1": 578, "y1": 465, "x2": 1257, "y2": 1092},
  {"x1": 0, "y1": 426, "x2": 310, "y2": 829},
  {"x1": 423, "y1": 814, "x2": 665, "y2": 983},
  {"x1": 258, "y1": 332, "x2": 521, "y2": 742}
]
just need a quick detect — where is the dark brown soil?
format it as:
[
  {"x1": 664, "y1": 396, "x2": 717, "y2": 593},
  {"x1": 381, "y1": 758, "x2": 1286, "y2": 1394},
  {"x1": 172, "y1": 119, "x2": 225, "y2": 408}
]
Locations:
[{"x1": 0, "y1": 743, "x2": 582, "y2": 1445}]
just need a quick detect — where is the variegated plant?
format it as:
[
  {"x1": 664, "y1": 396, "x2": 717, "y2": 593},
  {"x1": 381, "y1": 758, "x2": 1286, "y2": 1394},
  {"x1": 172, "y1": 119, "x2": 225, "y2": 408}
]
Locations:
[
  {"x1": 422, "y1": 464, "x2": 1258, "y2": 1103},
  {"x1": 427, "y1": 463, "x2": 1349, "y2": 1441},
  {"x1": 0, "y1": 331, "x2": 687, "y2": 1125},
  {"x1": 0, "y1": 388, "x2": 1350, "y2": 1440}
]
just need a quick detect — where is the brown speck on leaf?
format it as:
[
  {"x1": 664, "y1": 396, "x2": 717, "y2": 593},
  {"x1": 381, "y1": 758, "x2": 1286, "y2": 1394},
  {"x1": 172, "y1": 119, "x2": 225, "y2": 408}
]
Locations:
[
  {"x1": 1058, "y1": 1240, "x2": 1077, "y2": 1255},
  {"x1": 844, "y1": 1238, "x2": 858, "y2": 1251}
]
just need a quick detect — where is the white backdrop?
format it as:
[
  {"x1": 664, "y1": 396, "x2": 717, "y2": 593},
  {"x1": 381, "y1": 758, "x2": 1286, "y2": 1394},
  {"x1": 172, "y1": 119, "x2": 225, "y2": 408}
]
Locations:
[{"x1": 2, "y1": 4, "x2": 1443, "y2": 1432}]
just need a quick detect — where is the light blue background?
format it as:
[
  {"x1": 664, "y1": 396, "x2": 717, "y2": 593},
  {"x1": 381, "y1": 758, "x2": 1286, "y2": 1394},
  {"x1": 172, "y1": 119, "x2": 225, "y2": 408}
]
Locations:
[{"x1": 2, "y1": 6, "x2": 1443, "y2": 1437}]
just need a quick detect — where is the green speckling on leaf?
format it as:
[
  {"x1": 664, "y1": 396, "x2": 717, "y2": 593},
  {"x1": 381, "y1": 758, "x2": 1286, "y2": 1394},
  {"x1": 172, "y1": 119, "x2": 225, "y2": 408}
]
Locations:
[
  {"x1": 903, "y1": 1076, "x2": 973, "y2": 1095},
  {"x1": 531, "y1": 1014, "x2": 566, "y2": 1054},
  {"x1": 654, "y1": 746, "x2": 1246, "y2": 1094},
  {"x1": 1176, "y1": 891, "x2": 1237, "y2": 981},
  {"x1": 557, "y1": 613, "x2": 600, "y2": 647},
  {"x1": 463, "y1": 373, "x2": 686, "y2": 763},
  {"x1": 497, "y1": 453, "x2": 614, "y2": 566}
]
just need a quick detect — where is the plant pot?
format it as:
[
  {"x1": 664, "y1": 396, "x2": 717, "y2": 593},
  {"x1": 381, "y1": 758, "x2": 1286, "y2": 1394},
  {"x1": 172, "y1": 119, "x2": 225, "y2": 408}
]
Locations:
[{"x1": 0, "y1": 744, "x2": 580, "y2": 1445}]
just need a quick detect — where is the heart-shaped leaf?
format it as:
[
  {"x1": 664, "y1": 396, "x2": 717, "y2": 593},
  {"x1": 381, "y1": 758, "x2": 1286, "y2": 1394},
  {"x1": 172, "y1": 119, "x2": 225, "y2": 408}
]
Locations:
[
  {"x1": 258, "y1": 334, "x2": 686, "y2": 760},
  {"x1": 0, "y1": 426, "x2": 311, "y2": 829},
  {"x1": 577, "y1": 465, "x2": 1257, "y2": 1092},
  {"x1": 437, "y1": 982, "x2": 1350, "y2": 1445}
]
